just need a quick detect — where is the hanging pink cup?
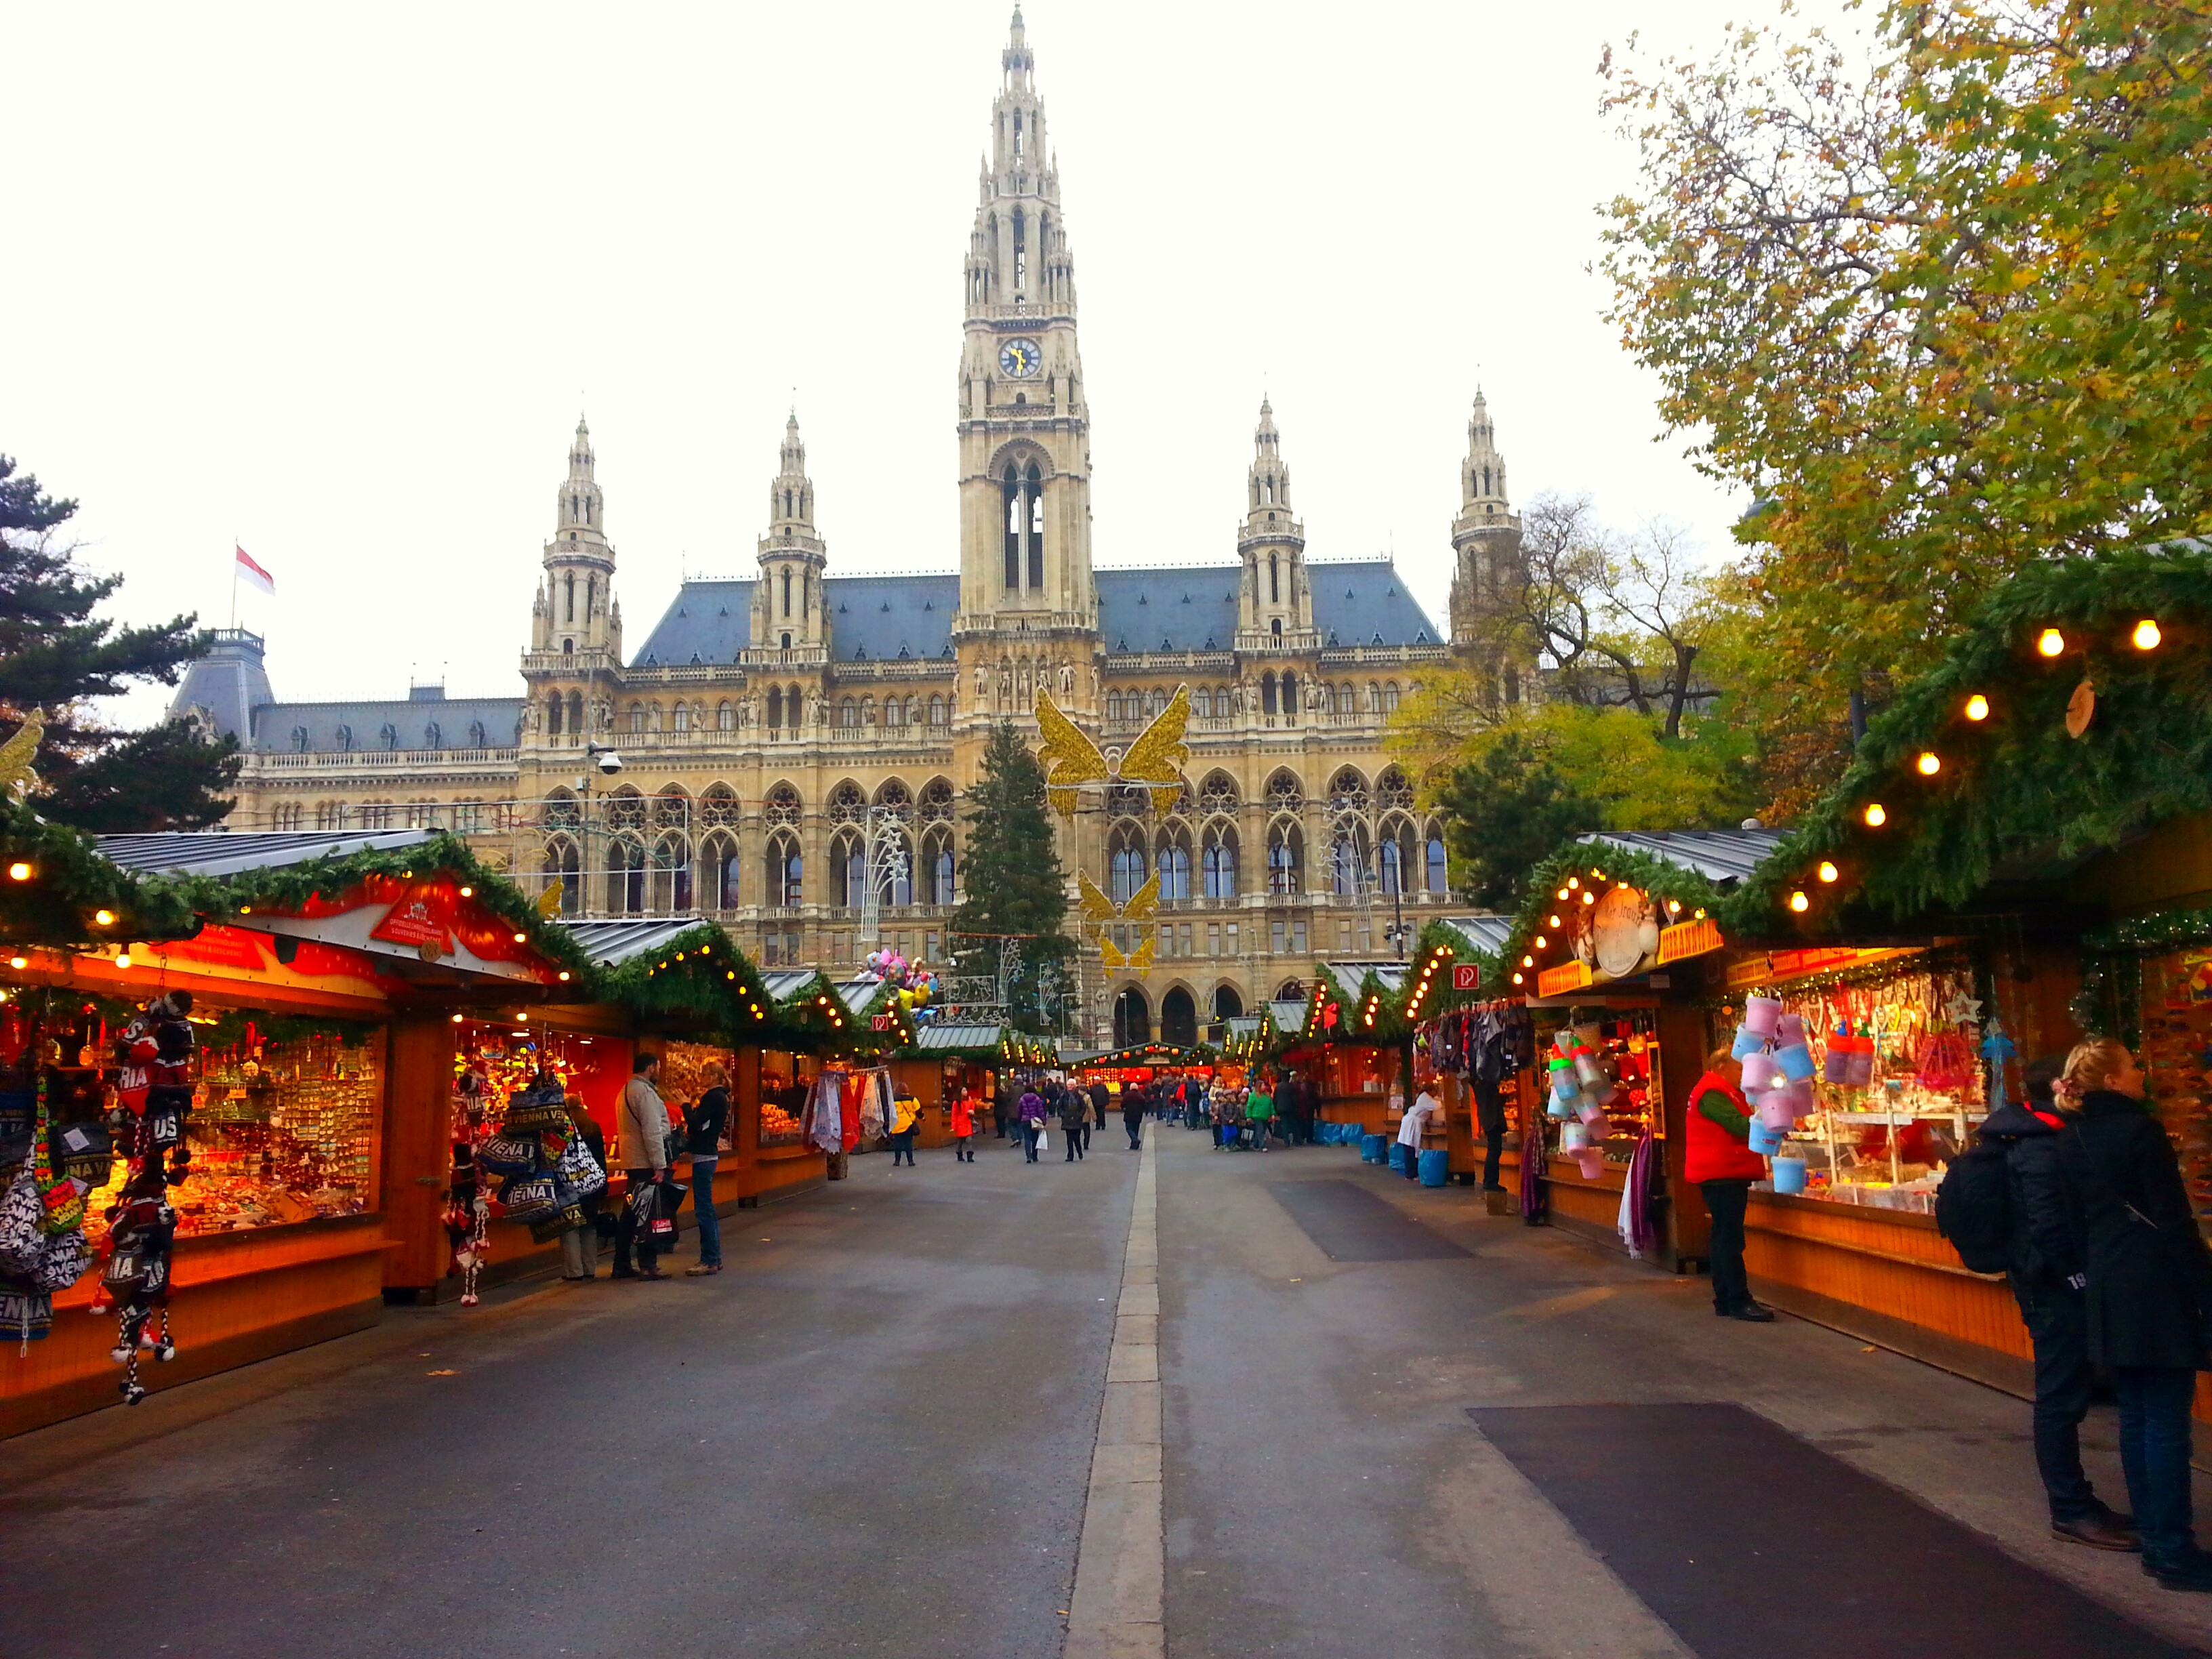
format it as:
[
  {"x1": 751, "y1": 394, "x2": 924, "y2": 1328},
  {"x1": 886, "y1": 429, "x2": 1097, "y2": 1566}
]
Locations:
[
  {"x1": 1744, "y1": 995, "x2": 1784, "y2": 1037},
  {"x1": 1757, "y1": 1095, "x2": 1796, "y2": 1130},
  {"x1": 1740, "y1": 1052, "x2": 1780, "y2": 1092},
  {"x1": 1771, "y1": 1079, "x2": 1816, "y2": 1118},
  {"x1": 1775, "y1": 1012, "x2": 1807, "y2": 1046},
  {"x1": 1575, "y1": 1147, "x2": 1607, "y2": 1180}
]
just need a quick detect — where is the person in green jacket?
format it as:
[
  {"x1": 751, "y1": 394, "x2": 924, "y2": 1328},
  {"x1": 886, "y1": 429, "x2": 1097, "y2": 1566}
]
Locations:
[{"x1": 1244, "y1": 1080, "x2": 1276, "y2": 1151}]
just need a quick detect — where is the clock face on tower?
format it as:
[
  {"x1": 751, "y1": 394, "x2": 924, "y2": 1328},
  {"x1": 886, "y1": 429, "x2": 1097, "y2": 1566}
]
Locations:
[{"x1": 999, "y1": 337, "x2": 1042, "y2": 379}]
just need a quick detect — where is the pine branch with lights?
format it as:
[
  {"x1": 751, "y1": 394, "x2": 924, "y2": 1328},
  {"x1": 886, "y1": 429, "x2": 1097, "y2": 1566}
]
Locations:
[{"x1": 1724, "y1": 541, "x2": 2212, "y2": 932}]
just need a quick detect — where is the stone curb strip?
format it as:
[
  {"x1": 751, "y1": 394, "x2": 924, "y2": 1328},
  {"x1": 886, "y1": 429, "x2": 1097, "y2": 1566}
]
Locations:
[{"x1": 1065, "y1": 1131, "x2": 1164, "y2": 1658}]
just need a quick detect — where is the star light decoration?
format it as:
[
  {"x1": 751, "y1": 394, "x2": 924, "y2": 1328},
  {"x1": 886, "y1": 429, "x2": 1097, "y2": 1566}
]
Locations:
[{"x1": 1943, "y1": 989, "x2": 1984, "y2": 1027}]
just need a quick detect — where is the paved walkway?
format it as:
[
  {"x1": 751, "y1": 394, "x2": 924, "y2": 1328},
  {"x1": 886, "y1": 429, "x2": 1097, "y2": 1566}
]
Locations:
[{"x1": 0, "y1": 1126, "x2": 2205, "y2": 1657}]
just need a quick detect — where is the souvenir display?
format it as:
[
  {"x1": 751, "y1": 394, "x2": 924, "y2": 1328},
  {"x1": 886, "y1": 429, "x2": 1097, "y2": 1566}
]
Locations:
[{"x1": 1729, "y1": 958, "x2": 1988, "y2": 1212}]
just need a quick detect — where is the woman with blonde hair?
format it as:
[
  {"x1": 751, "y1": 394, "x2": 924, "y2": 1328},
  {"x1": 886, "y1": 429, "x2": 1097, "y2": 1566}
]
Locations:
[
  {"x1": 682, "y1": 1059, "x2": 731, "y2": 1275},
  {"x1": 2022, "y1": 1037, "x2": 2212, "y2": 1591}
]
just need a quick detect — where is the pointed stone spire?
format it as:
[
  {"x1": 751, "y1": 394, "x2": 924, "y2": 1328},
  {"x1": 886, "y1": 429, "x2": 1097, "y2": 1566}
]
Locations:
[
  {"x1": 965, "y1": 1, "x2": 1072, "y2": 316},
  {"x1": 750, "y1": 413, "x2": 829, "y2": 661},
  {"x1": 1462, "y1": 388, "x2": 1509, "y2": 510},
  {"x1": 1237, "y1": 394, "x2": 1312, "y2": 649},
  {"x1": 555, "y1": 414, "x2": 605, "y2": 542},
  {"x1": 769, "y1": 410, "x2": 816, "y2": 535},
  {"x1": 537, "y1": 415, "x2": 617, "y2": 661},
  {"x1": 1249, "y1": 396, "x2": 1290, "y2": 513}
]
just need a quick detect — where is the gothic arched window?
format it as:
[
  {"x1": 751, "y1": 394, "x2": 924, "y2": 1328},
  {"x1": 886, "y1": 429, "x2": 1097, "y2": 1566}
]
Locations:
[
  {"x1": 1155, "y1": 827, "x2": 1191, "y2": 901},
  {"x1": 1027, "y1": 464, "x2": 1044, "y2": 589},
  {"x1": 1002, "y1": 464, "x2": 1022, "y2": 590},
  {"x1": 768, "y1": 686, "x2": 783, "y2": 729},
  {"x1": 1269, "y1": 552, "x2": 1279, "y2": 605},
  {"x1": 1261, "y1": 672, "x2": 1277, "y2": 716},
  {"x1": 546, "y1": 694, "x2": 563, "y2": 736},
  {"x1": 781, "y1": 569, "x2": 792, "y2": 618}
]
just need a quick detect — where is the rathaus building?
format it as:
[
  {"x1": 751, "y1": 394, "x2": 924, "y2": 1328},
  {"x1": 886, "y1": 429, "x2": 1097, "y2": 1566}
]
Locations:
[{"x1": 173, "y1": 10, "x2": 1526, "y2": 1047}]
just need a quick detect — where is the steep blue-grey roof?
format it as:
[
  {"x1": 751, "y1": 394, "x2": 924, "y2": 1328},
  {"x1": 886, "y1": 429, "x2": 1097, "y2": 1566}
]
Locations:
[
  {"x1": 821, "y1": 574, "x2": 960, "y2": 663},
  {"x1": 1309, "y1": 562, "x2": 1443, "y2": 649},
  {"x1": 246, "y1": 695, "x2": 524, "y2": 755},
  {"x1": 1096, "y1": 569, "x2": 1242, "y2": 653},
  {"x1": 1095, "y1": 560, "x2": 1440, "y2": 654},
  {"x1": 631, "y1": 575, "x2": 961, "y2": 667},
  {"x1": 169, "y1": 630, "x2": 276, "y2": 742}
]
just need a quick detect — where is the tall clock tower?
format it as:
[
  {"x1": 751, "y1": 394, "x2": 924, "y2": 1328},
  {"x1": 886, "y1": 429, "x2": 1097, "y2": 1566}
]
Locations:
[{"x1": 954, "y1": 7, "x2": 1095, "y2": 651}]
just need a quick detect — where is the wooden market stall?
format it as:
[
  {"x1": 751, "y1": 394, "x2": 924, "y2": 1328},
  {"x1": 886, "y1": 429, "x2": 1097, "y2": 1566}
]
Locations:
[
  {"x1": 1288, "y1": 962, "x2": 1418, "y2": 1142},
  {"x1": 1687, "y1": 544, "x2": 2212, "y2": 1412},
  {"x1": 0, "y1": 820, "x2": 593, "y2": 1435},
  {"x1": 903, "y1": 1023, "x2": 1008, "y2": 1148}
]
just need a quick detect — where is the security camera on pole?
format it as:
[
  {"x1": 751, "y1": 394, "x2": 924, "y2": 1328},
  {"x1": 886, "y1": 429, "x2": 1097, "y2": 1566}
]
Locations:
[{"x1": 575, "y1": 743, "x2": 622, "y2": 916}]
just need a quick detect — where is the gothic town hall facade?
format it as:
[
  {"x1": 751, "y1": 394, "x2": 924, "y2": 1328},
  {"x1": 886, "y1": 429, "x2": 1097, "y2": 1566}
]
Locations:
[{"x1": 174, "y1": 11, "x2": 1525, "y2": 1048}]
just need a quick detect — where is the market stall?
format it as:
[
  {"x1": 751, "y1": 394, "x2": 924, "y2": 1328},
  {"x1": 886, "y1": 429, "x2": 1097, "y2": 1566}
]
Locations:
[
  {"x1": 1488, "y1": 832, "x2": 1775, "y2": 1261},
  {"x1": 1689, "y1": 544, "x2": 2212, "y2": 1408},
  {"x1": 0, "y1": 819, "x2": 589, "y2": 1434},
  {"x1": 905, "y1": 1023, "x2": 1008, "y2": 1148},
  {"x1": 1290, "y1": 962, "x2": 1417, "y2": 1143}
]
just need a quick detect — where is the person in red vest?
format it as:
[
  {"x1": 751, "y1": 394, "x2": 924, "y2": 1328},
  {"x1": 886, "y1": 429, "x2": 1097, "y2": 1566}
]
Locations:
[{"x1": 1685, "y1": 1047, "x2": 1775, "y2": 1322}]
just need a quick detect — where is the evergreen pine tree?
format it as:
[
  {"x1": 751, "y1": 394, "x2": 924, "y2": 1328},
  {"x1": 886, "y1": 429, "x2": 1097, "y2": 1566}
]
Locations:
[
  {"x1": 952, "y1": 720, "x2": 1073, "y2": 1033},
  {"x1": 0, "y1": 454, "x2": 239, "y2": 831},
  {"x1": 1433, "y1": 733, "x2": 1603, "y2": 909}
]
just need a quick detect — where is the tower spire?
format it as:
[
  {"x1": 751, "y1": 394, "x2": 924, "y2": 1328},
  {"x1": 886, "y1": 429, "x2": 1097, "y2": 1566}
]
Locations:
[
  {"x1": 1237, "y1": 395, "x2": 1313, "y2": 649},
  {"x1": 749, "y1": 414, "x2": 830, "y2": 663},
  {"x1": 534, "y1": 415, "x2": 619, "y2": 663}
]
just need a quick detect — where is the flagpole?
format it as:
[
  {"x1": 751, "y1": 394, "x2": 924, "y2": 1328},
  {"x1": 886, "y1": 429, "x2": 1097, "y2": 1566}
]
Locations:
[{"x1": 230, "y1": 541, "x2": 239, "y2": 631}]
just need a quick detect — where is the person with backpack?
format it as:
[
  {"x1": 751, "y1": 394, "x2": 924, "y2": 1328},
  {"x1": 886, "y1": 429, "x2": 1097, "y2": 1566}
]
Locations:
[
  {"x1": 1939, "y1": 1056, "x2": 2136, "y2": 1550},
  {"x1": 1684, "y1": 1048, "x2": 1774, "y2": 1322},
  {"x1": 1059, "y1": 1082, "x2": 1090, "y2": 1161},
  {"x1": 2018, "y1": 1038, "x2": 2212, "y2": 1592}
]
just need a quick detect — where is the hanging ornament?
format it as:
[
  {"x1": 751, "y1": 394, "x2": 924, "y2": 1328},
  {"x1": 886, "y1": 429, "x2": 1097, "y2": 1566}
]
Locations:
[{"x1": 2065, "y1": 676, "x2": 2095, "y2": 739}]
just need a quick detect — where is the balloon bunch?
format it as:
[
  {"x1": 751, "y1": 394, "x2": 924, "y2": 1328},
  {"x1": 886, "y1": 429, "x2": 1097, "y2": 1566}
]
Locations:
[
  {"x1": 1732, "y1": 996, "x2": 1818, "y2": 1157},
  {"x1": 863, "y1": 950, "x2": 939, "y2": 1021},
  {"x1": 1544, "y1": 1026, "x2": 1616, "y2": 1181}
]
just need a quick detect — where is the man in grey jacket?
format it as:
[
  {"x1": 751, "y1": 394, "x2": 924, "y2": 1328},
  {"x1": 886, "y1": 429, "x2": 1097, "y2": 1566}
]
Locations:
[{"x1": 614, "y1": 1052, "x2": 671, "y2": 1280}]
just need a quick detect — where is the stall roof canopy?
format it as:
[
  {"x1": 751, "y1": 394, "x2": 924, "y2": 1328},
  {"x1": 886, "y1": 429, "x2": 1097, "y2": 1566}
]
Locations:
[
  {"x1": 95, "y1": 829, "x2": 439, "y2": 878},
  {"x1": 1435, "y1": 914, "x2": 1516, "y2": 959},
  {"x1": 1267, "y1": 998, "x2": 1309, "y2": 1031},
  {"x1": 911, "y1": 1023, "x2": 1007, "y2": 1054},
  {"x1": 1318, "y1": 960, "x2": 1412, "y2": 1004},
  {"x1": 759, "y1": 969, "x2": 825, "y2": 1003},
  {"x1": 560, "y1": 918, "x2": 719, "y2": 968},
  {"x1": 1581, "y1": 829, "x2": 1785, "y2": 886}
]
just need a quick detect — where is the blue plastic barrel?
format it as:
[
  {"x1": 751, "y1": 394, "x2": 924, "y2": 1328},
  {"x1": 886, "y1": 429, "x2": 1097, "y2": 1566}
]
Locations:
[
  {"x1": 1363, "y1": 1133, "x2": 1388, "y2": 1164},
  {"x1": 1388, "y1": 1141, "x2": 1410, "y2": 1171},
  {"x1": 1418, "y1": 1148, "x2": 1449, "y2": 1187}
]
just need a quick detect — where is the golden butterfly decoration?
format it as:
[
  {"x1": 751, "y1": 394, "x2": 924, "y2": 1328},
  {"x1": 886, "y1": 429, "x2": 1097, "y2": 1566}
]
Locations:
[
  {"x1": 1078, "y1": 871, "x2": 1160, "y2": 972},
  {"x1": 0, "y1": 709, "x2": 46, "y2": 802},
  {"x1": 1033, "y1": 685, "x2": 1191, "y2": 816}
]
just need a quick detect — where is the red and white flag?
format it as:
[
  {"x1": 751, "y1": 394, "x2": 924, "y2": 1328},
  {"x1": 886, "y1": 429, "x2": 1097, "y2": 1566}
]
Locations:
[{"x1": 234, "y1": 546, "x2": 275, "y2": 596}]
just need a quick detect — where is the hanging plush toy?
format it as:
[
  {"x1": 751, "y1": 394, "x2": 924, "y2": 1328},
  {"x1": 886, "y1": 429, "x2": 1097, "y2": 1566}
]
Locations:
[
  {"x1": 114, "y1": 993, "x2": 197, "y2": 1183},
  {"x1": 98, "y1": 1169, "x2": 178, "y2": 1403}
]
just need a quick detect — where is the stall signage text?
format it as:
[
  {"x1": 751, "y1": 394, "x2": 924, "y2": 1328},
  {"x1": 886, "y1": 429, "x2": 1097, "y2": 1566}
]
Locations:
[
  {"x1": 1726, "y1": 945, "x2": 1911, "y2": 990},
  {"x1": 1656, "y1": 916, "x2": 1724, "y2": 965},
  {"x1": 1536, "y1": 960, "x2": 1595, "y2": 997}
]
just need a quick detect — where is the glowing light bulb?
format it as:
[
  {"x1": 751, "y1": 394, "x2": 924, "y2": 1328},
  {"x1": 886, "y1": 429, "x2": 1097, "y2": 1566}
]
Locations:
[
  {"x1": 1512, "y1": 972, "x2": 1525, "y2": 985},
  {"x1": 1521, "y1": 955, "x2": 1534, "y2": 968},
  {"x1": 1788, "y1": 891, "x2": 1809, "y2": 914},
  {"x1": 1818, "y1": 861, "x2": 1839, "y2": 882},
  {"x1": 1916, "y1": 752, "x2": 1942, "y2": 776},
  {"x1": 1549, "y1": 914, "x2": 1563, "y2": 928},
  {"x1": 1964, "y1": 694, "x2": 1989, "y2": 722},
  {"x1": 94, "y1": 909, "x2": 115, "y2": 926},
  {"x1": 2036, "y1": 628, "x2": 2065, "y2": 657},
  {"x1": 5, "y1": 862, "x2": 30, "y2": 882},
  {"x1": 1581, "y1": 891, "x2": 1595, "y2": 905},
  {"x1": 2133, "y1": 619, "x2": 2162, "y2": 651},
  {"x1": 1864, "y1": 802, "x2": 1888, "y2": 827},
  {"x1": 458, "y1": 885, "x2": 473, "y2": 897}
]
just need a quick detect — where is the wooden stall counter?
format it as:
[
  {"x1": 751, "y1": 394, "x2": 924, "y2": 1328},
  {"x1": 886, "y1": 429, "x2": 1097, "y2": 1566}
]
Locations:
[
  {"x1": 2, "y1": 1214, "x2": 386, "y2": 1438},
  {"x1": 745, "y1": 1143, "x2": 828, "y2": 1205}
]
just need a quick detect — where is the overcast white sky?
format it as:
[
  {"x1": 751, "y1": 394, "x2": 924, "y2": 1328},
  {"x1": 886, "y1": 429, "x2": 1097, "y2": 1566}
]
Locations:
[{"x1": 7, "y1": 1, "x2": 1857, "y2": 723}]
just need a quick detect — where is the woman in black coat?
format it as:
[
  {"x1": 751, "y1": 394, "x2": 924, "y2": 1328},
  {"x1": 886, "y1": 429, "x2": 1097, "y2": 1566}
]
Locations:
[{"x1": 2022, "y1": 1038, "x2": 2212, "y2": 1591}]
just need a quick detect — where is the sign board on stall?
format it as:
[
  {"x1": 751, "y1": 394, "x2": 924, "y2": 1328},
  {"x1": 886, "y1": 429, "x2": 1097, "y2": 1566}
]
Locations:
[
  {"x1": 1656, "y1": 916, "x2": 1724, "y2": 965},
  {"x1": 1452, "y1": 964, "x2": 1483, "y2": 991},
  {"x1": 871, "y1": 1013, "x2": 898, "y2": 1031},
  {"x1": 1536, "y1": 960, "x2": 1595, "y2": 997},
  {"x1": 1725, "y1": 945, "x2": 1918, "y2": 991}
]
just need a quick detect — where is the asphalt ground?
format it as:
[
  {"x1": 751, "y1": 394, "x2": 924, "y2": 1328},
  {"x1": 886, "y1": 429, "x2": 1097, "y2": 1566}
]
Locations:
[{"x1": 1, "y1": 1122, "x2": 2206, "y2": 1658}]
